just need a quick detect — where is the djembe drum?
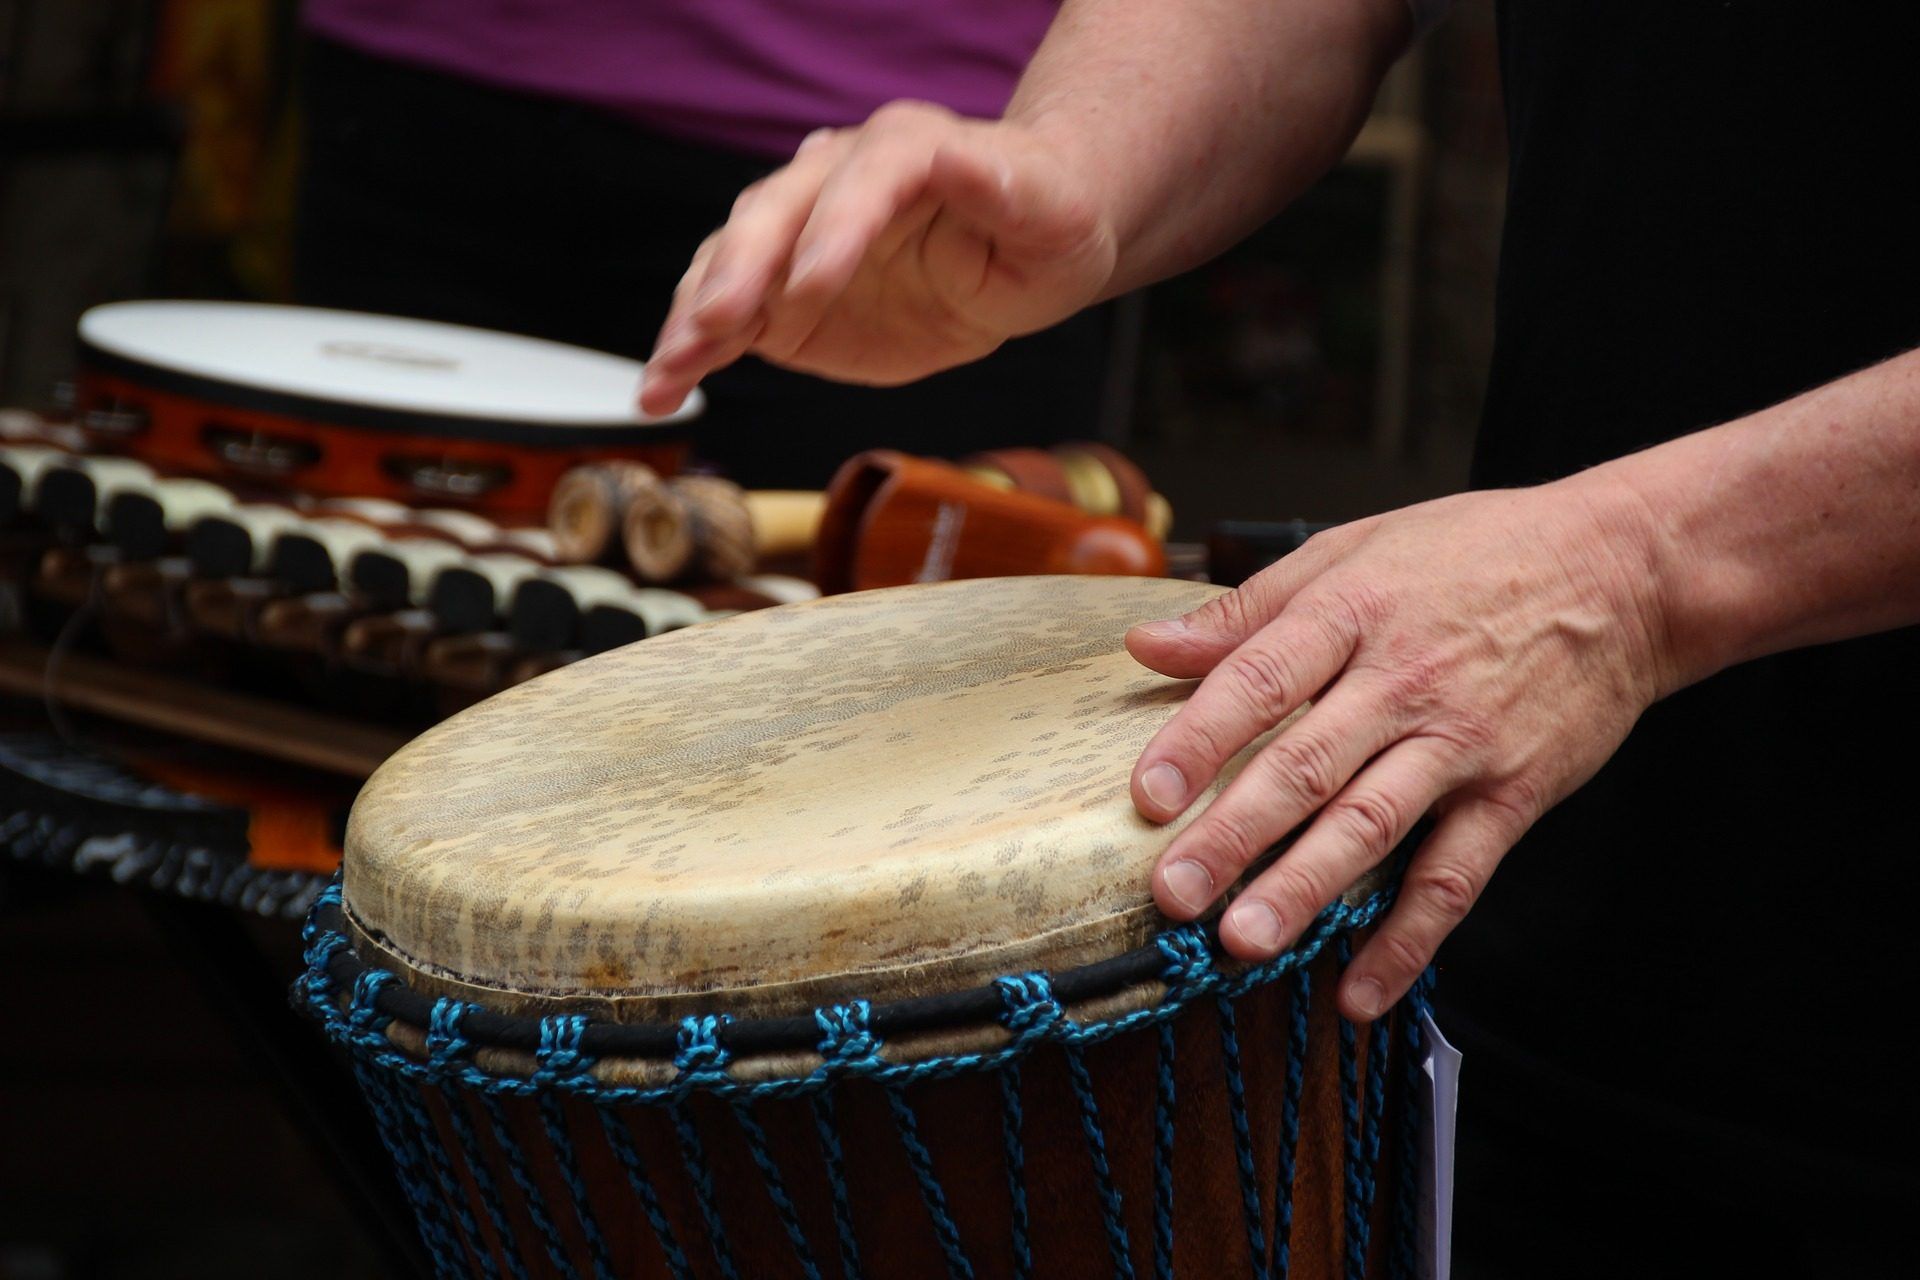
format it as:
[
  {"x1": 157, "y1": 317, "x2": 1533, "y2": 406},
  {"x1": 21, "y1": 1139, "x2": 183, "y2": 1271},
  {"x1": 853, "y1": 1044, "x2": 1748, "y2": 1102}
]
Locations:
[{"x1": 297, "y1": 577, "x2": 1429, "y2": 1280}]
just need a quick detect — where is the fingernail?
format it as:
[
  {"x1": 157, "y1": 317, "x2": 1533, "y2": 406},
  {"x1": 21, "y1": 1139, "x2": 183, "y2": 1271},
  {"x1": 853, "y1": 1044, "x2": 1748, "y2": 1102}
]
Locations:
[
  {"x1": 1132, "y1": 618, "x2": 1188, "y2": 640},
  {"x1": 1140, "y1": 762, "x2": 1186, "y2": 812},
  {"x1": 1227, "y1": 901, "x2": 1284, "y2": 953},
  {"x1": 692, "y1": 273, "x2": 730, "y2": 312},
  {"x1": 1160, "y1": 859, "x2": 1212, "y2": 914},
  {"x1": 1348, "y1": 977, "x2": 1384, "y2": 1020}
]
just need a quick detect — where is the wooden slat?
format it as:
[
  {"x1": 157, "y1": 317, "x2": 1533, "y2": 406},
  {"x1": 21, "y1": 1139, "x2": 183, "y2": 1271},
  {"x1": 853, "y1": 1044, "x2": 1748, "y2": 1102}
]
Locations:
[{"x1": 0, "y1": 637, "x2": 409, "y2": 777}]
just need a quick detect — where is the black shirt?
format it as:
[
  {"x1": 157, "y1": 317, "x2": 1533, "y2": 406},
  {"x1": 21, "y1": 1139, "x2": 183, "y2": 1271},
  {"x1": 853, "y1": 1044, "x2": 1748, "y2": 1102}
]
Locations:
[{"x1": 1441, "y1": 0, "x2": 1920, "y2": 1222}]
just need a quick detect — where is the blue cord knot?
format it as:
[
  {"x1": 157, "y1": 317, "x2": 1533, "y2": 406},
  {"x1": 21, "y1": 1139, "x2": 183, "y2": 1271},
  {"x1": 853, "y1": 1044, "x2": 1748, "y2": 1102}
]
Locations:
[
  {"x1": 301, "y1": 877, "x2": 344, "y2": 947},
  {"x1": 345, "y1": 968, "x2": 398, "y2": 1036},
  {"x1": 815, "y1": 1000, "x2": 883, "y2": 1070},
  {"x1": 532, "y1": 1014, "x2": 595, "y2": 1090},
  {"x1": 673, "y1": 1013, "x2": 734, "y2": 1085},
  {"x1": 424, "y1": 998, "x2": 478, "y2": 1076},
  {"x1": 1155, "y1": 925, "x2": 1215, "y2": 990},
  {"x1": 300, "y1": 929, "x2": 349, "y2": 1003},
  {"x1": 995, "y1": 972, "x2": 1067, "y2": 1048}
]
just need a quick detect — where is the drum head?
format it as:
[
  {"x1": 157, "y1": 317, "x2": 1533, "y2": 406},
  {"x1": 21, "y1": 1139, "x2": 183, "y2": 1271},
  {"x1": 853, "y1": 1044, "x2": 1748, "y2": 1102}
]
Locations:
[
  {"x1": 78, "y1": 301, "x2": 702, "y2": 437},
  {"x1": 345, "y1": 576, "x2": 1293, "y2": 1019}
]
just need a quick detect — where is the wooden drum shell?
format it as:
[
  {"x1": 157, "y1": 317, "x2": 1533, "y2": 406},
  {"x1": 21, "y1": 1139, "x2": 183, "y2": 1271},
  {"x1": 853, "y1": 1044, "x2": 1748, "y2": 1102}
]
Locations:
[{"x1": 385, "y1": 958, "x2": 1408, "y2": 1280}]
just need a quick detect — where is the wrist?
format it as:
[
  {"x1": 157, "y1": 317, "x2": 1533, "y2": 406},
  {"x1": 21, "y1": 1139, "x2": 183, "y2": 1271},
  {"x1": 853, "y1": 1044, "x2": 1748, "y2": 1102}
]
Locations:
[
  {"x1": 1541, "y1": 465, "x2": 1695, "y2": 701},
  {"x1": 1002, "y1": 108, "x2": 1140, "y2": 299},
  {"x1": 1577, "y1": 438, "x2": 1771, "y2": 695}
]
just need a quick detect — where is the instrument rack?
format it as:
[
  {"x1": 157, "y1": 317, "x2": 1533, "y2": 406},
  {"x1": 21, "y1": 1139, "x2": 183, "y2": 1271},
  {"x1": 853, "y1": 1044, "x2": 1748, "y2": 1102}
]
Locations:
[{"x1": 2, "y1": 429, "x2": 812, "y2": 778}]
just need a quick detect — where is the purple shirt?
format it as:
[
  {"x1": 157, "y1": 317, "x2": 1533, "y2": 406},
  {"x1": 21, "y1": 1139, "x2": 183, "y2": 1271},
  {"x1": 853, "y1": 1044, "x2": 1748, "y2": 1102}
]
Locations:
[{"x1": 305, "y1": 0, "x2": 1057, "y2": 160}]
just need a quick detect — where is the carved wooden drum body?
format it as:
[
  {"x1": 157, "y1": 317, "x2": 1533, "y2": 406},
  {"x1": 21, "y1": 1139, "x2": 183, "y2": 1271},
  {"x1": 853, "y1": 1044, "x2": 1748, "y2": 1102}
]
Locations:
[
  {"x1": 299, "y1": 577, "x2": 1427, "y2": 1279},
  {"x1": 74, "y1": 303, "x2": 700, "y2": 518}
]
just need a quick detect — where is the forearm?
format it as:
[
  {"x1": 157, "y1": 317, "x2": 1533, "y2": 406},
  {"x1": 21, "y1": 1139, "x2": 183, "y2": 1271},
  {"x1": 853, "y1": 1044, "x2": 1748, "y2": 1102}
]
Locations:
[
  {"x1": 1595, "y1": 348, "x2": 1920, "y2": 690},
  {"x1": 1005, "y1": 0, "x2": 1411, "y2": 296}
]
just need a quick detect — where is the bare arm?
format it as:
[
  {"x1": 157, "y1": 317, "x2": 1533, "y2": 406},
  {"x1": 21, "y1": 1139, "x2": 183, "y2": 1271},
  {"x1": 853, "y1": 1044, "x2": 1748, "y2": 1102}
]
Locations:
[
  {"x1": 1624, "y1": 349, "x2": 1920, "y2": 687},
  {"x1": 1010, "y1": 0, "x2": 1410, "y2": 294},
  {"x1": 639, "y1": 0, "x2": 1410, "y2": 414}
]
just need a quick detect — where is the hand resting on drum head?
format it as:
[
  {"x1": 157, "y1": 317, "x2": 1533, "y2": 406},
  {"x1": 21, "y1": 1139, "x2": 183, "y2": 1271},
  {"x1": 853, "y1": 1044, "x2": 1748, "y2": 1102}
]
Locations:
[{"x1": 1128, "y1": 477, "x2": 1677, "y2": 1024}]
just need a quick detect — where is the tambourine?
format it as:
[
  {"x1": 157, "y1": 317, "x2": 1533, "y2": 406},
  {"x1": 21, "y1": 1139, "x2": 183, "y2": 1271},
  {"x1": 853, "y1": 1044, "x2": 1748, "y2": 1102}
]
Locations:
[{"x1": 71, "y1": 302, "x2": 701, "y2": 519}]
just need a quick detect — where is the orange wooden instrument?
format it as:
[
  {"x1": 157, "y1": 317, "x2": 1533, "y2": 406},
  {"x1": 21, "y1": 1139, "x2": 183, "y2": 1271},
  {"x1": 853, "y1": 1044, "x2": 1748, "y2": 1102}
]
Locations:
[{"x1": 814, "y1": 450, "x2": 1165, "y2": 593}]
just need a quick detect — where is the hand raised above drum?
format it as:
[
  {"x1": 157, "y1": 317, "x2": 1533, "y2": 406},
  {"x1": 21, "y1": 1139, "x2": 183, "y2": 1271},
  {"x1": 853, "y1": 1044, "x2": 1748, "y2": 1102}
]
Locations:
[
  {"x1": 637, "y1": 103, "x2": 1118, "y2": 416},
  {"x1": 1125, "y1": 475, "x2": 1676, "y2": 1023}
]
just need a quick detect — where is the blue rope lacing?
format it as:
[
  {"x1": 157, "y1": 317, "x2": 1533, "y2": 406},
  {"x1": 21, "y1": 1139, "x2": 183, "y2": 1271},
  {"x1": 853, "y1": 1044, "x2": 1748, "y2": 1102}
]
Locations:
[
  {"x1": 1216, "y1": 994, "x2": 1271, "y2": 1280},
  {"x1": 814, "y1": 1001, "x2": 883, "y2": 1280},
  {"x1": 345, "y1": 969, "x2": 466, "y2": 1279},
  {"x1": 596, "y1": 1104, "x2": 696, "y2": 1280},
  {"x1": 1150, "y1": 1019, "x2": 1177, "y2": 1280},
  {"x1": 669, "y1": 1016, "x2": 741, "y2": 1280},
  {"x1": 479, "y1": 1090, "x2": 577, "y2": 1279},
  {"x1": 299, "y1": 878, "x2": 1427, "y2": 1279},
  {"x1": 1000, "y1": 971, "x2": 1136, "y2": 1280},
  {"x1": 1272, "y1": 967, "x2": 1312, "y2": 1280},
  {"x1": 427, "y1": 999, "x2": 530, "y2": 1280}
]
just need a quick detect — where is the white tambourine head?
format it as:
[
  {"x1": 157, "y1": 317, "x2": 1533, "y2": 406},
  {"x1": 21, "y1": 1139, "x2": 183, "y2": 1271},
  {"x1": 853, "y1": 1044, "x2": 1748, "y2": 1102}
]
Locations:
[{"x1": 79, "y1": 301, "x2": 703, "y2": 428}]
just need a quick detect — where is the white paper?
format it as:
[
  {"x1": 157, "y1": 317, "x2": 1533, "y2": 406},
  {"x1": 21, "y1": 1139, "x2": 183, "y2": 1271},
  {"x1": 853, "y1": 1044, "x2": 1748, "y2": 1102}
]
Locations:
[{"x1": 1417, "y1": 1011, "x2": 1461, "y2": 1280}]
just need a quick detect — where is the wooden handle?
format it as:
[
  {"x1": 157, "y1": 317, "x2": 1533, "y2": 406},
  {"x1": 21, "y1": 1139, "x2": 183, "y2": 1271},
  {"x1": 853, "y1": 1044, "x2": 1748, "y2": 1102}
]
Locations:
[
  {"x1": 745, "y1": 490, "x2": 825, "y2": 560},
  {"x1": 666, "y1": 478, "x2": 826, "y2": 580}
]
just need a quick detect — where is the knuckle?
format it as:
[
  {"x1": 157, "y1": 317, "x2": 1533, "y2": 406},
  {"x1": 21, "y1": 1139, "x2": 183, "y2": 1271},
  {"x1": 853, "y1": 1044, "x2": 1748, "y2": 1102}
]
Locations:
[
  {"x1": 1172, "y1": 713, "x2": 1236, "y2": 772},
  {"x1": 1272, "y1": 861, "x2": 1335, "y2": 925},
  {"x1": 1262, "y1": 730, "x2": 1343, "y2": 805},
  {"x1": 1477, "y1": 774, "x2": 1546, "y2": 835},
  {"x1": 1221, "y1": 645, "x2": 1299, "y2": 718},
  {"x1": 1428, "y1": 709, "x2": 1497, "y2": 756},
  {"x1": 1376, "y1": 929, "x2": 1432, "y2": 978},
  {"x1": 753, "y1": 324, "x2": 806, "y2": 363},
  {"x1": 1410, "y1": 860, "x2": 1482, "y2": 920},
  {"x1": 729, "y1": 180, "x2": 767, "y2": 217},
  {"x1": 1379, "y1": 651, "x2": 1445, "y2": 709},
  {"x1": 1197, "y1": 584, "x2": 1260, "y2": 636},
  {"x1": 1332, "y1": 578, "x2": 1395, "y2": 632},
  {"x1": 1327, "y1": 790, "x2": 1402, "y2": 857},
  {"x1": 1200, "y1": 807, "x2": 1269, "y2": 872}
]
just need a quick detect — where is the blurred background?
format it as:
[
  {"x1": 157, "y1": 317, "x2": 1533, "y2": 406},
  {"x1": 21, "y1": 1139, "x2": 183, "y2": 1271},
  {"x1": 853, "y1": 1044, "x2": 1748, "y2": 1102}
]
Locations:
[{"x1": 0, "y1": 1, "x2": 1505, "y2": 1275}]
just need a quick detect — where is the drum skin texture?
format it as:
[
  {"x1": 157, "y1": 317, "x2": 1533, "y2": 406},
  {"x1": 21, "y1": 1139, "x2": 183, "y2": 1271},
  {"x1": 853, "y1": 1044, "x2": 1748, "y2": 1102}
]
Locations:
[
  {"x1": 322, "y1": 577, "x2": 1419, "y2": 1279},
  {"x1": 345, "y1": 577, "x2": 1239, "y2": 1013}
]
